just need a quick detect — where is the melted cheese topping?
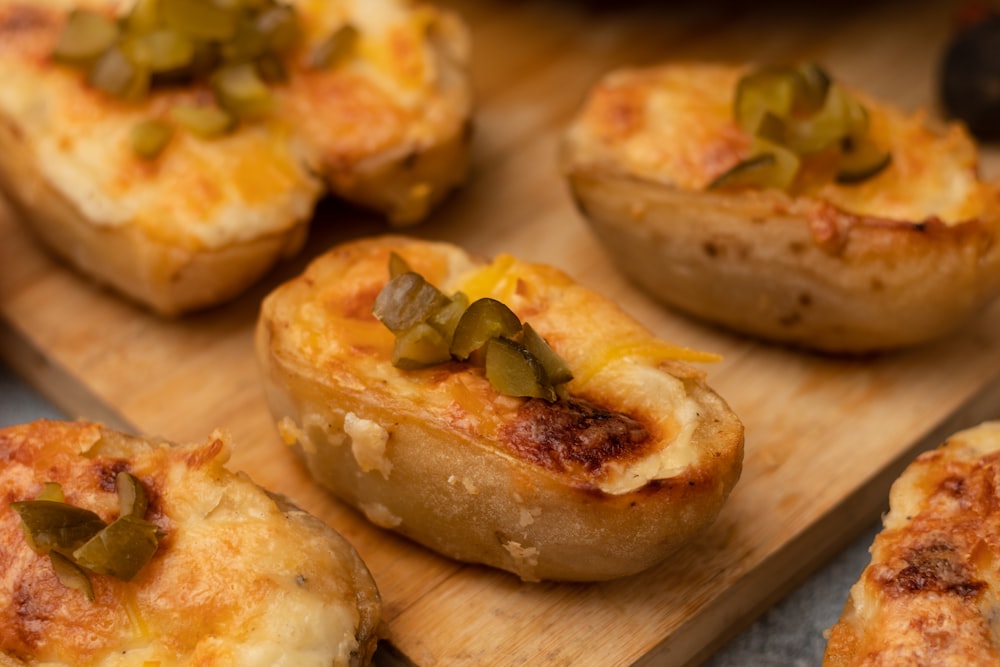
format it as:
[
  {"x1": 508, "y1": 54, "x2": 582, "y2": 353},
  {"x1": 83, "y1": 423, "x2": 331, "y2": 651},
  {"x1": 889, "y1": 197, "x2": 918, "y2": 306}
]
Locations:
[
  {"x1": 285, "y1": 236, "x2": 717, "y2": 494},
  {"x1": 566, "y1": 62, "x2": 992, "y2": 225},
  {"x1": 0, "y1": 420, "x2": 378, "y2": 667},
  {"x1": 0, "y1": 0, "x2": 470, "y2": 249}
]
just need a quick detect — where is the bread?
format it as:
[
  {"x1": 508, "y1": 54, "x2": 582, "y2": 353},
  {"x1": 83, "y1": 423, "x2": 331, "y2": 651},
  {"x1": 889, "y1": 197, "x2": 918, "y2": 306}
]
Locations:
[
  {"x1": 0, "y1": 419, "x2": 381, "y2": 666},
  {"x1": 823, "y1": 421, "x2": 1000, "y2": 665},
  {"x1": 255, "y1": 234, "x2": 744, "y2": 582},
  {"x1": 0, "y1": 0, "x2": 471, "y2": 315},
  {"x1": 561, "y1": 62, "x2": 1000, "y2": 353}
]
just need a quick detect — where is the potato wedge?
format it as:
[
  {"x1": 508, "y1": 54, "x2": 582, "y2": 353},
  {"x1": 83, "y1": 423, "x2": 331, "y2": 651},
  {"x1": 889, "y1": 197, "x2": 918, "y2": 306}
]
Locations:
[
  {"x1": 256, "y1": 235, "x2": 744, "y2": 582},
  {"x1": 0, "y1": 419, "x2": 381, "y2": 666},
  {"x1": 562, "y1": 62, "x2": 1000, "y2": 353},
  {"x1": 0, "y1": 0, "x2": 471, "y2": 315}
]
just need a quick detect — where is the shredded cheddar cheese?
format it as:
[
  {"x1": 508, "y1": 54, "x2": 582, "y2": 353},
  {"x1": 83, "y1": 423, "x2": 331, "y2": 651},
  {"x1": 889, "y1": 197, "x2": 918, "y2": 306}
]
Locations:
[
  {"x1": 455, "y1": 254, "x2": 519, "y2": 303},
  {"x1": 572, "y1": 340, "x2": 721, "y2": 387}
]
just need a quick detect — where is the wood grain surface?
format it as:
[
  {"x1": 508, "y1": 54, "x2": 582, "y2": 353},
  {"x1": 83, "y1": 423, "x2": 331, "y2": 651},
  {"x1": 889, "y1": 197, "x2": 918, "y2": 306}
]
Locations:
[{"x1": 4, "y1": 0, "x2": 1000, "y2": 665}]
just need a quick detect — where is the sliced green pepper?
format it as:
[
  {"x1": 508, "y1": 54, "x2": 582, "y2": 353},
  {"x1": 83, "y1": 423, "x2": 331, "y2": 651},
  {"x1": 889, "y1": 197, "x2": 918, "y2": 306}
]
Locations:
[
  {"x1": 308, "y1": 24, "x2": 358, "y2": 69},
  {"x1": 123, "y1": 28, "x2": 196, "y2": 74},
  {"x1": 521, "y1": 323, "x2": 573, "y2": 385},
  {"x1": 160, "y1": 0, "x2": 239, "y2": 41},
  {"x1": 450, "y1": 298, "x2": 522, "y2": 361},
  {"x1": 116, "y1": 472, "x2": 148, "y2": 518},
  {"x1": 124, "y1": 0, "x2": 161, "y2": 35},
  {"x1": 220, "y1": 14, "x2": 268, "y2": 64},
  {"x1": 170, "y1": 103, "x2": 235, "y2": 138},
  {"x1": 72, "y1": 515, "x2": 160, "y2": 581},
  {"x1": 726, "y1": 62, "x2": 891, "y2": 190},
  {"x1": 211, "y1": 62, "x2": 273, "y2": 118},
  {"x1": 387, "y1": 251, "x2": 412, "y2": 279},
  {"x1": 836, "y1": 136, "x2": 892, "y2": 183},
  {"x1": 87, "y1": 46, "x2": 150, "y2": 100},
  {"x1": 10, "y1": 500, "x2": 106, "y2": 554},
  {"x1": 484, "y1": 337, "x2": 556, "y2": 401},
  {"x1": 256, "y1": 5, "x2": 302, "y2": 55},
  {"x1": 392, "y1": 322, "x2": 452, "y2": 369},
  {"x1": 372, "y1": 272, "x2": 451, "y2": 334},
  {"x1": 427, "y1": 291, "x2": 469, "y2": 342},
  {"x1": 53, "y1": 9, "x2": 120, "y2": 64},
  {"x1": 11, "y1": 474, "x2": 162, "y2": 597},
  {"x1": 49, "y1": 551, "x2": 95, "y2": 601},
  {"x1": 709, "y1": 141, "x2": 800, "y2": 191},
  {"x1": 373, "y1": 257, "x2": 574, "y2": 402},
  {"x1": 131, "y1": 119, "x2": 174, "y2": 160}
]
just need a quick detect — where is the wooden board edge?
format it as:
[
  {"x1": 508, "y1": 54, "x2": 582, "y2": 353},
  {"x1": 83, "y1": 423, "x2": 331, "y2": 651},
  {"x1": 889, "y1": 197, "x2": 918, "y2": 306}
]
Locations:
[
  {"x1": 637, "y1": 372, "x2": 1000, "y2": 667},
  {"x1": 0, "y1": 315, "x2": 134, "y2": 432}
]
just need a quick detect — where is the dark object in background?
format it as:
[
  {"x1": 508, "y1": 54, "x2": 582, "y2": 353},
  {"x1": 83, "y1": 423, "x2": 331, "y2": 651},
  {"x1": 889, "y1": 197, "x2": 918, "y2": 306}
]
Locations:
[{"x1": 941, "y1": 14, "x2": 1000, "y2": 141}]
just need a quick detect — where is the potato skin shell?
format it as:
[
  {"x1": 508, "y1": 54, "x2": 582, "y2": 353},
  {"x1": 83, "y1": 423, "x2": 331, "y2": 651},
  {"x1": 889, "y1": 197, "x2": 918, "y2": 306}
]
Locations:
[
  {"x1": 0, "y1": 419, "x2": 382, "y2": 666},
  {"x1": 562, "y1": 62, "x2": 1000, "y2": 353},
  {"x1": 569, "y1": 170, "x2": 1000, "y2": 353},
  {"x1": 256, "y1": 235, "x2": 744, "y2": 582},
  {"x1": 0, "y1": 1, "x2": 471, "y2": 316},
  {"x1": 823, "y1": 422, "x2": 1000, "y2": 665},
  {"x1": 0, "y1": 111, "x2": 310, "y2": 316}
]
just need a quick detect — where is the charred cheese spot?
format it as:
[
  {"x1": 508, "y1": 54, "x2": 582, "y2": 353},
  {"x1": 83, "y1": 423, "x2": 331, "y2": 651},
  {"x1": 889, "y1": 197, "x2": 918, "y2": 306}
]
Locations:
[
  {"x1": 93, "y1": 459, "x2": 129, "y2": 493},
  {"x1": 500, "y1": 397, "x2": 651, "y2": 476},
  {"x1": 0, "y1": 5, "x2": 57, "y2": 59},
  {"x1": 879, "y1": 541, "x2": 986, "y2": 599}
]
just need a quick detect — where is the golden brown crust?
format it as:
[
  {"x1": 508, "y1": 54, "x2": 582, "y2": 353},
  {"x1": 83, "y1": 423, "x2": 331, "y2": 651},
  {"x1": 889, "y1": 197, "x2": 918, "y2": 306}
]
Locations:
[
  {"x1": 256, "y1": 235, "x2": 744, "y2": 581},
  {"x1": 0, "y1": 0, "x2": 471, "y2": 316},
  {"x1": 0, "y1": 111, "x2": 311, "y2": 315},
  {"x1": 824, "y1": 422, "x2": 1000, "y2": 666},
  {"x1": 0, "y1": 420, "x2": 381, "y2": 666},
  {"x1": 562, "y1": 62, "x2": 1000, "y2": 353}
]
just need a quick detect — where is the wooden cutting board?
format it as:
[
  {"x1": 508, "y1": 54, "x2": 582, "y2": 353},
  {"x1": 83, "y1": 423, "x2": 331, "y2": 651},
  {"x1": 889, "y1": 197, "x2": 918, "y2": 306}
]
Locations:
[{"x1": 3, "y1": 0, "x2": 1000, "y2": 664}]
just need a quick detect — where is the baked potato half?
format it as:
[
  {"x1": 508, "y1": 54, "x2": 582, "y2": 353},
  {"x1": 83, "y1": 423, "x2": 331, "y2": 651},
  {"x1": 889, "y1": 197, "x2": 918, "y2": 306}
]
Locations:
[
  {"x1": 562, "y1": 62, "x2": 1000, "y2": 353},
  {"x1": 0, "y1": 0, "x2": 471, "y2": 315},
  {"x1": 256, "y1": 235, "x2": 744, "y2": 582},
  {"x1": 0, "y1": 419, "x2": 381, "y2": 666},
  {"x1": 824, "y1": 421, "x2": 1000, "y2": 665}
]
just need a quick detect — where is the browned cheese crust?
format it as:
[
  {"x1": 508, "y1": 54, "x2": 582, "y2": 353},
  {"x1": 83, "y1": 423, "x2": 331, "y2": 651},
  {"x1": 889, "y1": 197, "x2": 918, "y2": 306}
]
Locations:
[
  {"x1": 562, "y1": 62, "x2": 1000, "y2": 353},
  {"x1": 0, "y1": 0, "x2": 471, "y2": 315},
  {"x1": 256, "y1": 234, "x2": 744, "y2": 581},
  {"x1": 824, "y1": 421, "x2": 1000, "y2": 666},
  {"x1": 0, "y1": 419, "x2": 381, "y2": 666}
]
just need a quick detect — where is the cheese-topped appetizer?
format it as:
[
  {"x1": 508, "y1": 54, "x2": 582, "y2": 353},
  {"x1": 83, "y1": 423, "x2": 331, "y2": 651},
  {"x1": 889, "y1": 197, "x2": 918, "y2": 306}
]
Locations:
[
  {"x1": 0, "y1": 419, "x2": 381, "y2": 666},
  {"x1": 562, "y1": 61, "x2": 1000, "y2": 353},
  {"x1": 0, "y1": 0, "x2": 471, "y2": 315},
  {"x1": 256, "y1": 235, "x2": 744, "y2": 582},
  {"x1": 824, "y1": 421, "x2": 1000, "y2": 665}
]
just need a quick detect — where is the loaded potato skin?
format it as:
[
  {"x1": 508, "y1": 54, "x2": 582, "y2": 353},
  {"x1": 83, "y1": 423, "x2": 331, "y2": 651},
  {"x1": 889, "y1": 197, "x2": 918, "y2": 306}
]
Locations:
[
  {"x1": 0, "y1": 419, "x2": 381, "y2": 667},
  {"x1": 0, "y1": 0, "x2": 471, "y2": 316},
  {"x1": 824, "y1": 422, "x2": 1000, "y2": 665},
  {"x1": 256, "y1": 235, "x2": 744, "y2": 582},
  {"x1": 562, "y1": 62, "x2": 1000, "y2": 353}
]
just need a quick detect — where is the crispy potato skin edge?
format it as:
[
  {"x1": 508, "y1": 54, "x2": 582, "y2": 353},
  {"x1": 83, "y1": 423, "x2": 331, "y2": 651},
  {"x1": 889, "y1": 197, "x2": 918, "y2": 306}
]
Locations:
[
  {"x1": 567, "y1": 170, "x2": 1000, "y2": 353},
  {"x1": 0, "y1": 113, "x2": 311, "y2": 317}
]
